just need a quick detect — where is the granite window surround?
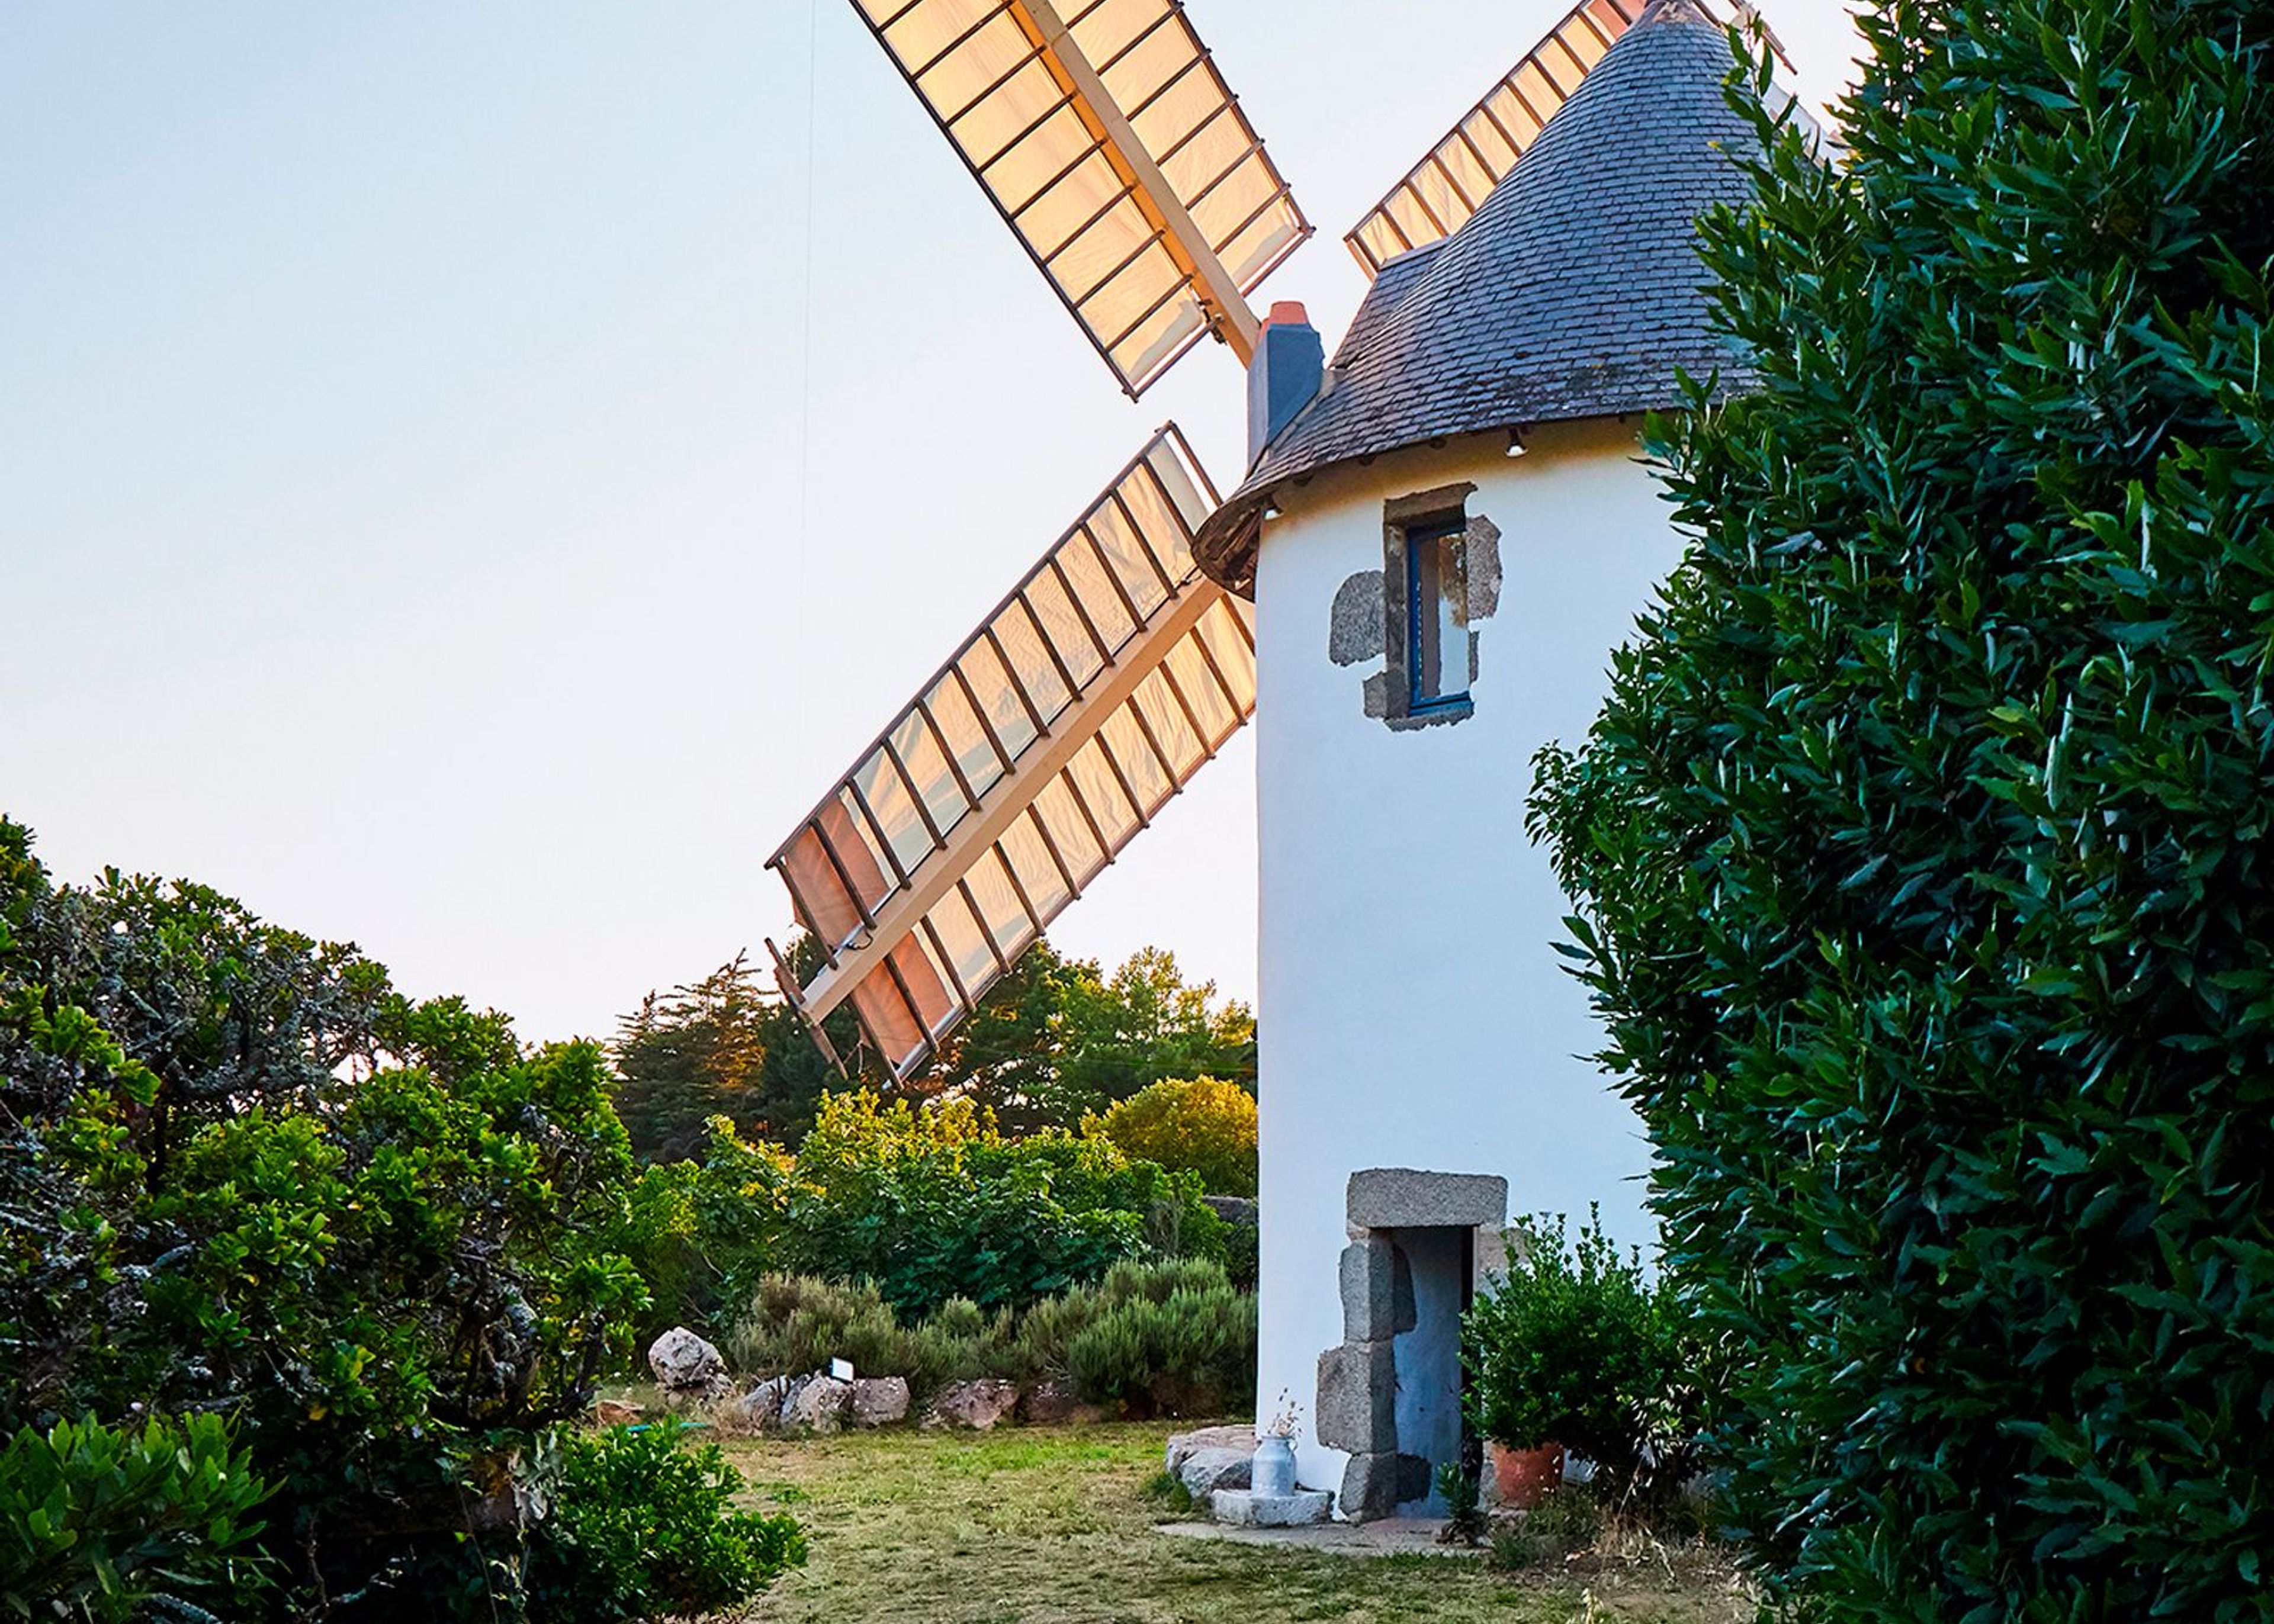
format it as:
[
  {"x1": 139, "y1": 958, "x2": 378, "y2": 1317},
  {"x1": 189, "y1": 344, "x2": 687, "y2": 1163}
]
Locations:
[{"x1": 1328, "y1": 483, "x2": 1503, "y2": 732}]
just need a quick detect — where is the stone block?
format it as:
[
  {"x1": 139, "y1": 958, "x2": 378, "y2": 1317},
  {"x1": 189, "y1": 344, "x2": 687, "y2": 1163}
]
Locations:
[
  {"x1": 1474, "y1": 1223, "x2": 1510, "y2": 1287},
  {"x1": 1176, "y1": 1447, "x2": 1252, "y2": 1498},
  {"x1": 1328, "y1": 570, "x2": 1386, "y2": 666},
  {"x1": 1210, "y1": 1488, "x2": 1332, "y2": 1528},
  {"x1": 1315, "y1": 1340, "x2": 1395, "y2": 1456},
  {"x1": 1345, "y1": 1168, "x2": 1508, "y2": 1230},
  {"x1": 1338, "y1": 1452, "x2": 1402, "y2": 1523},
  {"x1": 1339, "y1": 1238, "x2": 1418, "y2": 1342},
  {"x1": 849, "y1": 1377, "x2": 910, "y2": 1427}
]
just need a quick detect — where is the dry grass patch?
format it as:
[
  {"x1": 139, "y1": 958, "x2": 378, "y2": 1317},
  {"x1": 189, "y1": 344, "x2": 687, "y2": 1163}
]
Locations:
[{"x1": 724, "y1": 1423, "x2": 1746, "y2": 1623}]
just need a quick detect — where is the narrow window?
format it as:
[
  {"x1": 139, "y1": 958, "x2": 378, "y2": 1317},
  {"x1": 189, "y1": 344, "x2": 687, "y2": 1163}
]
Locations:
[
  {"x1": 1379, "y1": 482, "x2": 1476, "y2": 727},
  {"x1": 1406, "y1": 517, "x2": 1469, "y2": 711}
]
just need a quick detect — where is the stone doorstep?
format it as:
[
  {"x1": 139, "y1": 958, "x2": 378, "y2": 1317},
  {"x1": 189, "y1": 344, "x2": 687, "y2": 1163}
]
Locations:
[
  {"x1": 1157, "y1": 1516, "x2": 1482, "y2": 1557},
  {"x1": 1210, "y1": 1488, "x2": 1332, "y2": 1529}
]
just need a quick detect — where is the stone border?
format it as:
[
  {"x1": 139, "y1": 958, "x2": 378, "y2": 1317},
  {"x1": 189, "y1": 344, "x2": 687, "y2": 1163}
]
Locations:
[{"x1": 1317, "y1": 1169, "x2": 1508, "y2": 1522}]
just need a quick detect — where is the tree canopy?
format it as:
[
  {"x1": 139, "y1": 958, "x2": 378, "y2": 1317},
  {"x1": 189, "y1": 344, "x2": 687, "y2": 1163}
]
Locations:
[
  {"x1": 614, "y1": 940, "x2": 1254, "y2": 1154},
  {"x1": 0, "y1": 818, "x2": 795, "y2": 1616},
  {"x1": 1529, "y1": 4, "x2": 2273, "y2": 1617}
]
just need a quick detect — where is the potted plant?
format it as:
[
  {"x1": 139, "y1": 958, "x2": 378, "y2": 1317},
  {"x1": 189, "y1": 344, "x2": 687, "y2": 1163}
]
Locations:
[
  {"x1": 1252, "y1": 1390, "x2": 1301, "y2": 1498},
  {"x1": 1462, "y1": 1207, "x2": 1701, "y2": 1510}
]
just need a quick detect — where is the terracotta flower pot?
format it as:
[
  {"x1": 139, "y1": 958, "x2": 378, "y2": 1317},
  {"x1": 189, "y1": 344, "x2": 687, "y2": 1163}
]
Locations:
[{"x1": 1490, "y1": 1442, "x2": 1566, "y2": 1510}]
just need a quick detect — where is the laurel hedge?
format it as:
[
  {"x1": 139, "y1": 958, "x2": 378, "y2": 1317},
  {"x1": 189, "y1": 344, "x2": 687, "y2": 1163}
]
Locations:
[{"x1": 1527, "y1": 4, "x2": 2274, "y2": 1618}]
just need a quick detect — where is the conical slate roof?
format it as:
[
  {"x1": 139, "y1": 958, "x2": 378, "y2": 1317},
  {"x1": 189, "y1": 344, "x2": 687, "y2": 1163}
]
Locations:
[{"x1": 1195, "y1": 0, "x2": 1765, "y2": 593}]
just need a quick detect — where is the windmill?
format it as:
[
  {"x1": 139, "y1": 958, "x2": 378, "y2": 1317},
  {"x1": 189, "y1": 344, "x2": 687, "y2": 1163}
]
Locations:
[
  {"x1": 768, "y1": 0, "x2": 1817, "y2": 1520},
  {"x1": 762, "y1": 0, "x2": 1779, "y2": 1079}
]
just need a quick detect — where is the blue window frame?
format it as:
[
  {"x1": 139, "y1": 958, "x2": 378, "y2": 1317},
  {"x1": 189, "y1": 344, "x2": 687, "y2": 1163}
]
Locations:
[{"x1": 1405, "y1": 517, "x2": 1470, "y2": 711}]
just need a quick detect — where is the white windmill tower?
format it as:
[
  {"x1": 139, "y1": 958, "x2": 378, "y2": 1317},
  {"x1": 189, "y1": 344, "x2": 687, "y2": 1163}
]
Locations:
[{"x1": 767, "y1": 0, "x2": 1804, "y2": 1519}]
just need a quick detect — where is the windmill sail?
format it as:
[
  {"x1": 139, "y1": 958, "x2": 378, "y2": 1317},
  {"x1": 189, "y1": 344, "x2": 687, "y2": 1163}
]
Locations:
[
  {"x1": 1342, "y1": 0, "x2": 1796, "y2": 278},
  {"x1": 768, "y1": 426, "x2": 1252, "y2": 1078},
  {"x1": 849, "y1": 0, "x2": 1309, "y2": 397},
  {"x1": 1344, "y1": 0, "x2": 1645, "y2": 278}
]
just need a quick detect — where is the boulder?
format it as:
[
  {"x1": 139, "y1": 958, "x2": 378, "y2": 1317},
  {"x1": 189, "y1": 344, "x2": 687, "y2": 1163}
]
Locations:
[
  {"x1": 647, "y1": 1327, "x2": 730, "y2": 1404},
  {"x1": 592, "y1": 1399, "x2": 644, "y2": 1428},
  {"x1": 1165, "y1": 1424, "x2": 1255, "y2": 1475},
  {"x1": 785, "y1": 1375, "x2": 852, "y2": 1434},
  {"x1": 1017, "y1": 1379, "x2": 1101, "y2": 1426},
  {"x1": 849, "y1": 1377, "x2": 911, "y2": 1428},
  {"x1": 1175, "y1": 1447, "x2": 1252, "y2": 1498},
  {"x1": 924, "y1": 1378, "x2": 1021, "y2": 1430},
  {"x1": 737, "y1": 1375, "x2": 791, "y2": 1431},
  {"x1": 1203, "y1": 1195, "x2": 1258, "y2": 1228}
]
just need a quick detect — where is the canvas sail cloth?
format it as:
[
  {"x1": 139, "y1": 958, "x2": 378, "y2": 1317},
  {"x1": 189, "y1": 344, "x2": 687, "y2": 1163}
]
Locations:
[
  {"x1": 769, "y1": 426, "x2": 1252, "y2": 1078},
  {"x1": 1343, "y1": 0, "x2": 1784, "y2": 277},
  {"x1": 849, "y1": 0, "x2": 1309, "y2": 396}
]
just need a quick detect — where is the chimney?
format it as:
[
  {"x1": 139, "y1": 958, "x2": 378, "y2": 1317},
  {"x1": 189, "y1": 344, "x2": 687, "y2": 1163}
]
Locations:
[{"x1": 1247, "y1": 300, "x2": 1323, "y2": 467}]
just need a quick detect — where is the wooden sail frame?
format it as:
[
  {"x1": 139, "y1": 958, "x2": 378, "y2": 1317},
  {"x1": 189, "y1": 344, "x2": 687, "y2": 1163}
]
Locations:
[
  {"x1": 1342, "y1": 0, "x2": 1794, "y2": 279},
  {"x1": 849, "y1": 0, "x2": 1310, "y2": 395},
  {"x1": 766, "y1": 425, "x2": 1252, "y2": 1078}
]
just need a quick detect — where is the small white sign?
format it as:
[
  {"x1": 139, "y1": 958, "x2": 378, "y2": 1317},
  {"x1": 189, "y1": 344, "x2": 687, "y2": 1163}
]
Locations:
[{"x1": 830, "y1": 1358, "x2": 855, "y2": 1382}]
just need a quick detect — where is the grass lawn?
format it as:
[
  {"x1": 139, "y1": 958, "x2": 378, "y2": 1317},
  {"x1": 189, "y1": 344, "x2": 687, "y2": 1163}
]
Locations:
[{"x1": 725, "y1": 1423, "x2": 1747, "y2": 1623}]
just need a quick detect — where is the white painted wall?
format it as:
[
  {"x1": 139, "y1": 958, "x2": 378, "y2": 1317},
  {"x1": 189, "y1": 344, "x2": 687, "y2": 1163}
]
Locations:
[{"x1": 1248, "y1": 418, "x2": 1687, "y2": 1495}]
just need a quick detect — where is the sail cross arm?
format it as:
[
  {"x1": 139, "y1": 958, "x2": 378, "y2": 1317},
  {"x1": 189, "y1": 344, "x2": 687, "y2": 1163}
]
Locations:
[
  {"x1": 767, "y1": 426, "x2": 1254, "y2": 1079},
  {"x1": 849, "y1": 0, "x2": 1310, "y2": 396}
]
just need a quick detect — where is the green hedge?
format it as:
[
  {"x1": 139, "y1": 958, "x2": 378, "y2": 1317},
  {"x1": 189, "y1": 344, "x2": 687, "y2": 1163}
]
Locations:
[{"x1": 1527, "y1": 4, "x2": 2274, "y2": 1616}]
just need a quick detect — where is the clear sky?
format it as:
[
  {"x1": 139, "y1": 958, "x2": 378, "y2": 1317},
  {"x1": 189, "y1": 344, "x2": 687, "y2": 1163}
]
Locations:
[{"x1": 1, "y1": 1, "x2": 1863, "y2": 1044}]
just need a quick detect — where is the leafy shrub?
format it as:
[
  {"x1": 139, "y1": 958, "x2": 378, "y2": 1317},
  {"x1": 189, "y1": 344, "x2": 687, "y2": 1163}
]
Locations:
[
  {"x1": 0, "y1": 1414, "x2": 272, "y2": 1624},
  {"x1": 622, "y1": 1128, "x2": 798, "y2": 1343},
  {"x1": 724, "y1": 1273, "x2": 1013, "y2": 1394},
  {"x1": 1064, "y1": 1278, "x2": 1255, "y2": 1417},
  {"x1": 1462, "y1": 1210, "x2": 1700, "y2": 1496},
  {"x1": 1083, "y1": 1076, "x2": 1257, "y2": 1196},
  {"x1": 774, "y1": 1092, "x2": 1226, "y2": 1317},
  {"x1": 724, "y1": 1259, "x2": 1252, "y2": 1413},
  {"x1": 1490, "y1": 1488, "x2": 1601, "y2": 1572},
  {"x1": 727, "y1": 1274, "x2": 902, "y2": 1378},
  {"x1": 523, "y1": 1423, "x2": 804, "y2": 1620},
  {"x1": 0, "y1": 820, "x2": 798, "y2": 1619},
  {"x1": 1525, "y1": 3, "x2": 2274, "y2": 1615}
]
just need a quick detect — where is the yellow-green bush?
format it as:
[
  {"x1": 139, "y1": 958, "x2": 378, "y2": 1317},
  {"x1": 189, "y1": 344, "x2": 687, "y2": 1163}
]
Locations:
[{"x1": 1083, "y1": 1076, "x2": 1257, "y2": 1197}]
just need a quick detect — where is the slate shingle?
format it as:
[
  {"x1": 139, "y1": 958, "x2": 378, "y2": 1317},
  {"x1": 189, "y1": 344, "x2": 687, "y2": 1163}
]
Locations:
[{"x1": 1195, "y1": 0, "x2": 1763, "y2": 594}]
